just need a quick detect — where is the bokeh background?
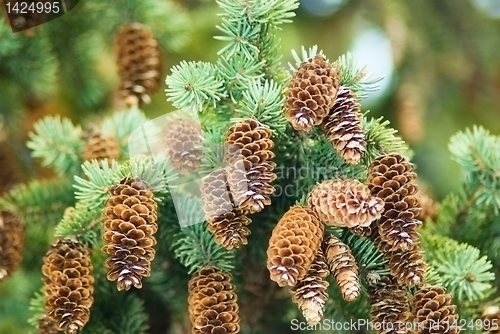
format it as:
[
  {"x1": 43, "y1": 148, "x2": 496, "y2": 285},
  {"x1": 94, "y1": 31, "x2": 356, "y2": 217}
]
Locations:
[{"x1": 1, "y1": 0, "x2": 500, "y2": 331}]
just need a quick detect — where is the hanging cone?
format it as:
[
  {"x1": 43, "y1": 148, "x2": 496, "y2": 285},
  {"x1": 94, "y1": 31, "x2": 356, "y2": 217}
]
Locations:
[
  {"x1": 308, "y1": 179, "x2": 384, "y2": 228},
  {"x1": 285, "y1": 54, "x2": 340, "y2": 132},
  {"x1": 225, "y1": 119, "x2": 276, "y2": 214},
  {"x1": 322, "y1": 235, "x2": 360, "y2": 302},
  {"x1": 0, "y1": 210, "x2": 24, "y2": 284},
  {"x1": 102, "y1": 177, "x2": 158, "y2": 291},
  {"x1": 368, "y1": 153, "x2": 422, "y2": 251},
  {"x1": 368, "y1": 276, "x2": 410, "y2": 334},
  {"x1": 188, "y1": 266, "x2": 240, "y2": 334},
  {"x1": 115, "y1": 22, "x2": 162, "y2": 107},
  {"x1": 162, "y1": 119, "x2": 203, "y2": 174},
  {"x1": 200, "y1": 169, "x2": 251, "y2": 249},
  {"x1": 411, "y1": 285, "x2": 460, "y2": 334},
  {"x1": 322, "y1": 86, "x2": 366, "y2": 165},
  {"x1": 374, "y1": 236, "x2": 425, "y2": 288},
  {"x1": 267, "y1": 205, "x2": 324, "y2": 287},
  {"x1": 82, "y1": 128, "x2": 120, "y2": 162},
  {"x1": 290, "y1": 248, "x2": 330, "y2": 324},
  {"x1": 42, "y1": 239, "x2": 94, "y2": 334}
]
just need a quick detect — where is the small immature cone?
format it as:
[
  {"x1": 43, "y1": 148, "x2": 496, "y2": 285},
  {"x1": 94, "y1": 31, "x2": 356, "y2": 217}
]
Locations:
[
  {"x1": 374, "y1": 236, "x2": 425, "y2": 288},
  {"x1": 290, "y1": 249, "x2": 330, "y2": 324},
  {"x1": 482, "y1": 306, "x2": 500, "y2": 334},
  {"x1": 42, "y1": 239, "x2": 94, "y2": 334},
  {"x1": 322, "y1": 86, "x2": 366, "y2": 164},
  {"x1": 308, "y1": 179, "x2": 384, "y2": 228},
  {"x1": 225, "y1": 119, "x2": 276, "y2": 214},
  {"x1": 0, "y1": 210, "x2": 24, "y2": 283},
  {"x1": 102, "y1": 177, "x2": 158, "y2": 291},
  {"x1": 322, "y1": 235, "x2": 360, "y2": 302},
  {"x1": 285, "y1": 54, "x2": 340, "y2": 132},
  {"x1": 83, "y1": 129, "x2": 120, "y2": 162},
  {"x1": 200, "y1": 169, "x2": 251, "y2": 249},
  {"x1": 368, "y1": 276, "x2": 410, "y2": 334},
  {"x1": 411, "y1": 285, "x2": 460, "y2": 334},
  {"x1": 368, "y1": 153, "x2": 422, "y2": 252},
  {"x1": 162, "y1": 119, "x2": 203, "y2": 174},
  {"x1": 188, "y1": 266, "x2": 240, "y2": 334},
  {"x1": 267, "y1": 206, "x2": 324, "y2": 287},
  {"x1": 115, "y1": 23, "x2": 162, "y2": 107}
]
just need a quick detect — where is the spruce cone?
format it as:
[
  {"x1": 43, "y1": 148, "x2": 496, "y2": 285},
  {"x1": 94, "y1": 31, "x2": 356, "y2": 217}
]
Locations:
[
  {"x1": 188, "y1": 266, "x2": 240, "y2": 334},
  {"x1": 290, "y1": 249, "x2": 330, "y2": 324},
  {"x1": 374, "y1": 236, "x2": 425, "y2": 288},
  {"x1": 42, "y1": 239, "x2": 94, "y2": 334},
  {"x1": 482, "y1": 306, "x2": 500, "y2": 334},
  {"x1": 267, "y1": 206, "x2": 324, "y2": 287},
  {"x1": 0, "y1": 210, "x2": 24, "y2": 283},
  {"x1": 102, "y1": 177, "x2": 158, "y2": 291},
  {"x1": 200, "y1": 169, "x2": 251, "y2": 249},
  {"x1": 115, "y1": 23, "x2": 162, "y2": 107},
  {"x1": 322, "y1": 235, "x2": 360, "y2": 301},
  {"x1": 162, "y1": 119, "x2": 203, "y2": 174},
  {"x1": 411, "y1": 285, "x2": 460, "y2": 334},
  {"x1": 83, "y1": 129, "x2": 120, "y2": 162},
  {"x1": 369, "y1": 153, "x2": 422, "y2": 251},
  {"x1": 322, "y1": 86, "x2": 366, "y2": 164},
  {"x1": 285, "y1": 54, "x2": 340, "y2": 132},
  {"x1": 225, "y1": 119, "x2": 276, "y2": 214},
  {"x1": 369, "y1": 276, "x2": 410, "y2": 334},
  {"x1": 308, "y1": 179, "x2": 384, "y2": 228}
]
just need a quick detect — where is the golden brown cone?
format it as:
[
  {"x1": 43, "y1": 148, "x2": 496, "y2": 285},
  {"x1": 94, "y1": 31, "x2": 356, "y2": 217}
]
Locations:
[
  {"x1": 285, "y1": 54, "x2": 340, "y2": 132},
  {"x1": 308, "y1": 179, "x2": 384, "y2": 228},
  {"x1": 82, "y1": 129, "x2": 120, "y2": 162},
  {"x1": 162, "y1": 119, "x2": 203, "y2": 174},
  {"x1": 0, "y1": 210, "x2": 24, "y2": 283},
  {"x1": 290, "y1": 248, "x2": 330, "y2": 324},
  {"x1": 42, "y1": 239, "x2": 94, "y2": 334},
  {"x1": 267, "y1": 206, "x2": 324, "y2": 287},
  {"x1": 322, "y1": 235, "x2": 360, "y2": 302},
  {"x1": 322, "y1": 86, "x2": 366, "y2": 164},
  {"x1": 188, "y1": 266, "x2": 240, "y2": 334},
  {"x1": 102, "y1": 177, "x2": 158, "y2": 291}
]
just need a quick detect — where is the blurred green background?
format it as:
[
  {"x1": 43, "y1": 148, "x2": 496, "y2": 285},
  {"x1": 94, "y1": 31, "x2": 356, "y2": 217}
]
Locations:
[{"x1": 1, "y1": 0, "x2": 500, "y2": 332}]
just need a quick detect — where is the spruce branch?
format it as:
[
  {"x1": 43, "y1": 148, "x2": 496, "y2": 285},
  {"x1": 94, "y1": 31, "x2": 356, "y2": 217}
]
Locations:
[
  {"x1": 335, "y1": 52, "x2": 383, "y2": 98},
  {"x1": 55, "y1": 201, "x2": 102, "y2": 247},
  {"x1": 288, "y1": 45, "x2": 322, "y2": 71},
  {"x1": 74, "y1": 160, "x2": 121, "y2": 207},
  {"x1": 215, "y1": 19, "x2": 261, "y2": 59},
  {"x1": 362, "y1": 115, "x2": 412, "y2": 165},
  {"x1": 234, "y1": 78, "x2": 287, "y2": 133},
  {"x1": 216, "y1": 0, "x2": 298, "y2": 26},
  {"x1": 27, "y1": 115, "x2": 84, "y2": 175},
  {"x1": 165, "y1": 61, "x2": 225, "y2": 111}
]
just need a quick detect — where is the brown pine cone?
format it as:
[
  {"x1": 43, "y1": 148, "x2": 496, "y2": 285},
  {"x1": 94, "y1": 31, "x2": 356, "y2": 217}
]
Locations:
[
  {"x1": 37, "y1": 315, "x2": 60, "y2": 334},
  {"x1": 200, "y1": 169, "x2": 251, "y2": 249},
  {"x1": 323, "y1": 235, "x2": 360, "y2": 301},
  {"x1": 115, "y1": 23, "x2": 162, "y2": 107},
  {"x1": 82, "y1": 129, "x2": 120, "y2": 162},
  {"x1": 290, "y1": 248, "x2": 330, "y2": 324},
  {"x1": 102, "y1": 177, "x2": 158, "y2": 291},
  {"x1": 482, "y1": 306, "x2": 500, "y2": 334},
  {"x1": 369, "y1": 276, "x2": 410, "y2": 334},
  {"x1": 374, "y1": 236, "x2": 425, "y2": 288},
  {"x1": 188, "y1": 266, "x2": 240, "y2": 334},
  {"x1": 42, "y1": 239, "x2": 94, "y2": 334},
  {"x1": 162, "y1": 119, "x2": 203, "y2": 175},
  {"x1": 308, "y1": 179, "x2": 384, "y2": 228},
  {"x1": 411, "y1": 285, "x2": 460, "y2": 334},
  {"x1": 348, "y1": 224, "x2": 375, "y2": 238},
  {"x1": 322, "y1": 86, "x2": 366, "y2": 165},
  {"x1": 285, "y1": 54, "x2": 340, "y2": 132},
  {"x1": 267, "y1": 205, "x2": 324, "y2": 287},
  {"x1": 225, "y1": 119, "x2": 276, "y2": 214},
  {"x1": 0, "y1": 210, "x2": 24, "y2": 283},
  {"x1": 369, "y1": 153, "x2": 422, "y2": 251}
]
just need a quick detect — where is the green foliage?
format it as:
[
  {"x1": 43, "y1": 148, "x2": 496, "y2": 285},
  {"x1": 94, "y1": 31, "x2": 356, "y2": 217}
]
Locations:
[
  {"x1": 422, "y1": 233, "x2": 495, "y2": 303},
  {"x1": 335, "y1": 52, "x2": 382, "y2": 98},
  {"x1": 27, "y1": 116, "x2": 84, "y2": 175},
  {"x1": 74, "y1": 160, "x2": 121, "y2": 207}
]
